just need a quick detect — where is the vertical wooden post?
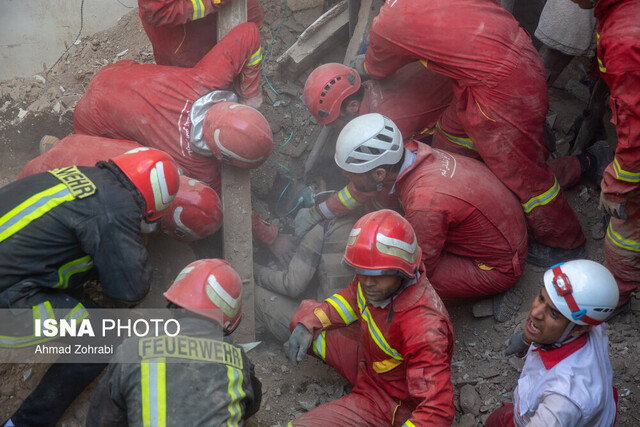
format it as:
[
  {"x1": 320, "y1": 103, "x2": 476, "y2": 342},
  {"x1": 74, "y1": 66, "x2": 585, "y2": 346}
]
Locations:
[{"x1": 217, "y1": 0, "x2": 255, "y2": 341}]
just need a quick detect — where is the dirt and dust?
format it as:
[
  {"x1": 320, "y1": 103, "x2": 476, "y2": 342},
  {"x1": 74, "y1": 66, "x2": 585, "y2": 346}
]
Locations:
[{"x1": 0, "y1": 2, "x2": 639, "y2": 426}]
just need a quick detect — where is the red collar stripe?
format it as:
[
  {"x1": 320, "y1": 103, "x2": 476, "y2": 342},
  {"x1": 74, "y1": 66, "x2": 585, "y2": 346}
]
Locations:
[{"x1": 551, "y1": 265, "x2": 600, "y2": 326}]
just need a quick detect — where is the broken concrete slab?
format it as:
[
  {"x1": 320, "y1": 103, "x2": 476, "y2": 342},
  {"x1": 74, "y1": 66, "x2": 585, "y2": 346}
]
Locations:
[{"x1": 276, "y1": 1, "x2": 349, "y2": 80}]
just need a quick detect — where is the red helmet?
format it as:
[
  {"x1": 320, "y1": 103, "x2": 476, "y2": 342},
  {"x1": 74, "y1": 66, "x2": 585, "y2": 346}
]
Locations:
[
  {"x1": 161, "y1": 176, "x2": 223, "y2": 243},
  {"x1": 164, "y1": 259, "x2": 243, "y2": 335},
  {"x1": 304, "y1": 63, "x2": 361, "y2": 125},
  {"x1": 343, "y1": 209, "x2": 421, "y2": 279},
  {"x1": 110, "y1": 147, "x2": 180, "y2": 222},
  {"x1": 203, "y1": 101, "x2": 274, "y2": 168}
]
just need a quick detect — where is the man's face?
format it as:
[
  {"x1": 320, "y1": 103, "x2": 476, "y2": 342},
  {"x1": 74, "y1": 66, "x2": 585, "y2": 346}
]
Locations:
[
  {"x1": 357, "y1": 273, "x2": 403, "y2": 303},
  {"x1": 523, "y1": 287, "x2": 572, "y2": 345},
  {"x1": 570, "y1": 0, "x2": 595, "y2": 9},
  {"x1": 342, "y1": 170, "x2": 378, "y2": 192}
]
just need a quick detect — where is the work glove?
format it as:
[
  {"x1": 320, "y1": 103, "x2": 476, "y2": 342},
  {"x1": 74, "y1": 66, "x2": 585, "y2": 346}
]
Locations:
[
  {"x1": 268, "y1": 233, "x2": 297, "y2": 267},
  {"x1": 503, "y1": 330, "x2": 530, "y2": 357},
  {"x1": 599, "y1": 192, "x2": 627, "y2": 220},
  {"x1": 294, "y1": 206, "x2": 323, "y2": 237},
  {"x1": 349, "y1": 54, "x2": 369, "y2": 80},
  {"x1": 288, "y1": 323, "x2": 313, "y2": 366}
]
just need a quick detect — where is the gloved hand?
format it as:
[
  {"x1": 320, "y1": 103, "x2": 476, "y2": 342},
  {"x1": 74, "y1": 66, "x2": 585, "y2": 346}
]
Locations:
[
  {"x1": 503, "y1": 330, "x2": 530, "y2": 357},
  {"x1": 294, "y1": 206, "x2": 323, "y2": 237},
  {"x1": 268, "y1": 233, "x2": 297, "y2": 267},
  {"x1": 349, "y1": 54, "x2": 369, "y2": 80},
  {"x1": 599, "y1": 192, "x2": 627, "y2": 220},
  {"x1": 288, "y1": 323, "x2": 313, "y2": 365}
]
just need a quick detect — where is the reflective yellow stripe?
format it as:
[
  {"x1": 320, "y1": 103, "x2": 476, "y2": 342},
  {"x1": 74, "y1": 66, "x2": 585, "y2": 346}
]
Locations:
[
  {"x1": 338, "y1": 186, "x2": 360, "y2": 210},
  {"x1": 356, "y1": 283, "x2": 403, "y2": 361},
  {"x1": 612, "y1": 157, "x2": 640, "y2": 183},
  {"x1": 403, "y1": 421, "x2": 417, "y2": 427},
  {"x1": 521, "y1": 178, "x2": 560, "y2": 213},
  {"x1": 226, "y1": 366, "x2": 246, "y2": 426},
  {"x1": 189, "y1": 0, "x2": 205, "y2": 20},
  {"x1": 141, "y1": 358, "x2": 166, "y2": 427},
  {"x1": 420, "y1": 58, "x2": 428, "y2": 69},
  {"x1": 326, "y1": 294, "x2": 357, "y2": 324},
  {"x1": 54, "y1": 255, "x2": 94, "y2": 289},
  {"x1": 247, "y1": 47, "x2": 262, "y2": 67},
  {"x1": 371, "y1": 198, "x2": 385, "y2": 211},
  {"x1": 435, "y1": 122, "x2": 476, "y2": 151},
  {"x1": 0, "y1": 184, "x2": 73, "y2": 243},
  {"x1": 597, "y1": 56, "x2": 607, "y2": 73},
  {"x1": 0, "y1": 301, "x2": 84, "y2": 348},
  {"x1": 312, "y1": 330, "x2": 326, "y2": 361},
  {"x1": 607, "y1": 223, "x2": 640, "y2": 252}
]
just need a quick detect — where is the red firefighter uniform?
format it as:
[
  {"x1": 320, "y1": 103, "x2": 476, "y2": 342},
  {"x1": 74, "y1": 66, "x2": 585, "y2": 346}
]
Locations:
[
  {"x1": 138, "y1": 0, "x2": 265, "y2": 67},
  {"x1": 73, "y1": 22, "x2": 262, "y2": 193},
  {"x1": 289, "y1": 265, "x2": 454, "y2": 425},
  {"x1": 360, "y1": 0, "x2": 584, "y2": 250},
  {"x1": 596, "y1": 0, "x2": 640, "y2": 306},
  {"x1": 359, "y1": 62, "x2": 454, "y2": 140},
  {"x1": 321, "y1": 141, "x2": 528, "y2": 300}
]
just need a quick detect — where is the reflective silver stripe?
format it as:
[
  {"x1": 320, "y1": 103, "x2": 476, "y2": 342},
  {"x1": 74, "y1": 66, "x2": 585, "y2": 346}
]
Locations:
[
  {"x1": 312, "y1": 331, "x2": 326, "y2": 360},
  {"x1": 190, "y1": 0, "x2": 205, "y2": 19},
  {"x1": 356, "y1": 284, "x2": 403, "y2": 360},
  {"x1": 613, "y1": 157, "x2": 640, "y2": 183},
  {"x1": 521, "y1": 178, "x2": 560, "y2": 213},
  {"x1": 607, "y1": 223, "x2": 640, "y2": 252},
  {"x1": 326, "y1": 295, "x2": 357, "y2": 324},
  {"x1": 225, "y1": 366, "x2": 245, "y2": 426},
  {"x1": 317, "y1": 201, "x2": 335, "y2": 219},
  {"x1": 436, "y1": 122, "x2": 476, "y2": 151},
  {"x1": 54, "y1": 255, "x2": 94, "y2": 289},
  {"x1": 337, "y1": 186, "x2": 360, "y2": 211},
  {"x1": 247, "y1": 47, "x2": 262, "y2": 66}
]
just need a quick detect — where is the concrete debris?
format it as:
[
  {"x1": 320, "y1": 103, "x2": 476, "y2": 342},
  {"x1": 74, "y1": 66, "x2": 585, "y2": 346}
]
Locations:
[
  {"x1": 458, "y1": 413, "x2": 476, "y2": 427},
  {"x1": 459, "y1": 384, "x2": 481, "y2": 415},
  {"x1": 590, "y1": 223, "x2": 606, "y2": 240}
]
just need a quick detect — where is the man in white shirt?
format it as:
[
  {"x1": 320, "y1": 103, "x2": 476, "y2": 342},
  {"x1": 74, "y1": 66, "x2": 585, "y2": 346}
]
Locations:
[{"x1": 488, "y1": 259, "x2": 619, "y2": 426}]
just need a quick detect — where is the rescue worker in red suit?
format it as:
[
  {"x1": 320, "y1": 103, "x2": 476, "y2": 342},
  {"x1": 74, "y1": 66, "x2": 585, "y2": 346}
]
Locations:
[
  {"x1": 489, "y1": 260, "x2": 618, "y2": 426},
  {"x1": 0, "y1": 148, "x2": 180, "y2": 427},
  {"x1": 138, "y1": 0, "x2": 264, "y2": 67},
  {"x1": 19, "y1": 134, "x2": 225, "y2": 243},
  {"x1": 304, "y1": 62, "x2": 454, "y2": 141},
  {"x1": 298, "y1": 62, "x2": 612, "y2": 241},
  {"x1": 304, "y1": 114, "x2": 528, "y2": 300},
  {"x1": 287, "y1": 209, "x2": 454, "y2": 425},
  {"x1": 570, "y1": 0, "x2": 640, "y2": 309},
  {"x1": 72, "y1": 24, "x2": 293, "y2": 258},
  {"x1": 86, "y1": 259, "x2": 262, "y2": 426},
  {"x1": 349, "y1": 0, "x2": 586, "y2": 266}
]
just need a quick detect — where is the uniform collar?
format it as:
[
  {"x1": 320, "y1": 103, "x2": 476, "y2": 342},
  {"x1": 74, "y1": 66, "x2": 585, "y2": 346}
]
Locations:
[
  {"x1": 532, "y1": 333, "x2": 589, "y2": 369},
  {"x1": 390, "y1": 148, "x2": 417, "y2": 195}
]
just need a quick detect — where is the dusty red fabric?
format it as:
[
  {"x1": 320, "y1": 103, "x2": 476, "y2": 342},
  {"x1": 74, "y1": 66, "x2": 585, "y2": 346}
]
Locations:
[
  {"x1": 324, "y1": 142, "x2": 527, "y2": 299},
  {"x1": 290, "y1": 270, "x2": 454, "y2": 425},
  {"x1": 362, "y1": 0, "x2": 584, "y2": 249},
  {"x1": 19, "y1": 135, "x2": 142, "y2": 179},
  {"x1": 74, "y1": 22, "x2": 262, "y2": 192},
  {"x1": 485, "y1": 403, "x2": 516, "y2": 427},
  {"x1": 138, "y1": 0, "x2": 265, "y2": 67},
  {"x1": 359, "y1": 62, "x2": 453, "y2": 141},
  {"x1": 533, "y1": 333, "x2": 589, "y2": 370},
  {"x1": 251, "y1": 211, "x2": 278, "y2": 245},
  {"x1": 595, "y1": 0, "x2": 640, "y2": 304}
]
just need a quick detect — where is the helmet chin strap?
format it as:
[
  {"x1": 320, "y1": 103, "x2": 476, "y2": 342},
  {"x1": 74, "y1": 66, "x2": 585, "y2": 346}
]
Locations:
[{"x1": 544, "y1": 322, "x2": 576, "y2": 350}]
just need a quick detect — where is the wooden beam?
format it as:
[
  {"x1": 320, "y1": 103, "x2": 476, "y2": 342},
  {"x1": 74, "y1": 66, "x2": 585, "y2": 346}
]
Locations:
[{"x1": 218, "y1": 0, "x2": 255, "y2": 341}]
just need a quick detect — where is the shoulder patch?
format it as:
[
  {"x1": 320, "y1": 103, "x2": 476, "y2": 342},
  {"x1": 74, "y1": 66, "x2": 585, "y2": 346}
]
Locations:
[{"x1": 49, "y1": 166, "x2": 96, "y2": 199}]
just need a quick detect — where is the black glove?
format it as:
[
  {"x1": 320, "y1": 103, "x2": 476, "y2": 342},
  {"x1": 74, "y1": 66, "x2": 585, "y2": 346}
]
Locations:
[
  {"x1": 288, "y1": 323, "x2": 313, "y2": 366},
  {"x1": 503, "y1": 330, "x2": 530, "y2": 357}
]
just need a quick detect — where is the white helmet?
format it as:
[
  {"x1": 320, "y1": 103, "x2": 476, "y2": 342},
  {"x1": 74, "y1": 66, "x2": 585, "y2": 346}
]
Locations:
[
  {"x1": 543, "y1": 260, "x2": 619, "y2": 326},
  {"x1": 335, "y1": 113, "x2": 403, "y2": 173}
]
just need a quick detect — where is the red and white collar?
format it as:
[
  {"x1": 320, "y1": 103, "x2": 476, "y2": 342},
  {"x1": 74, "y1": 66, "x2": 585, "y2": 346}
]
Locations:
[{"x1": 532, "y1": 333, "x2": 589, "y2": 370}]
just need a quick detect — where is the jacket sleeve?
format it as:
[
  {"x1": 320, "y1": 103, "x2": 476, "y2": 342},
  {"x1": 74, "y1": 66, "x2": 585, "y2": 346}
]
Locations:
[
  {"x1": 599, "y1": 39, "x2": 640, "y2": 202},
  {"x1": 138, "y1": 0, "x2": 228, "y2": 27},
  {"x1": 400, "y1": 311, "x2": 455, "y2": 426},
  {"x1": 290, "y1": 278, "x2": 359, "y2": 336},
  {"x1": 193, "y1": 22, "x2": 263, "y2": 99},
  {"x1": 403, "y1": 198, "x2": 449, "y2": 278},
  {"x1": 78, "y1": 209, "x2": 152, "y2": 304},
  {"x1": 317, "y1": 183, "x2": 378, "y2": 219},
  {"x1": 363, "y1": 12, "x2": 419, "y2": 79}
]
